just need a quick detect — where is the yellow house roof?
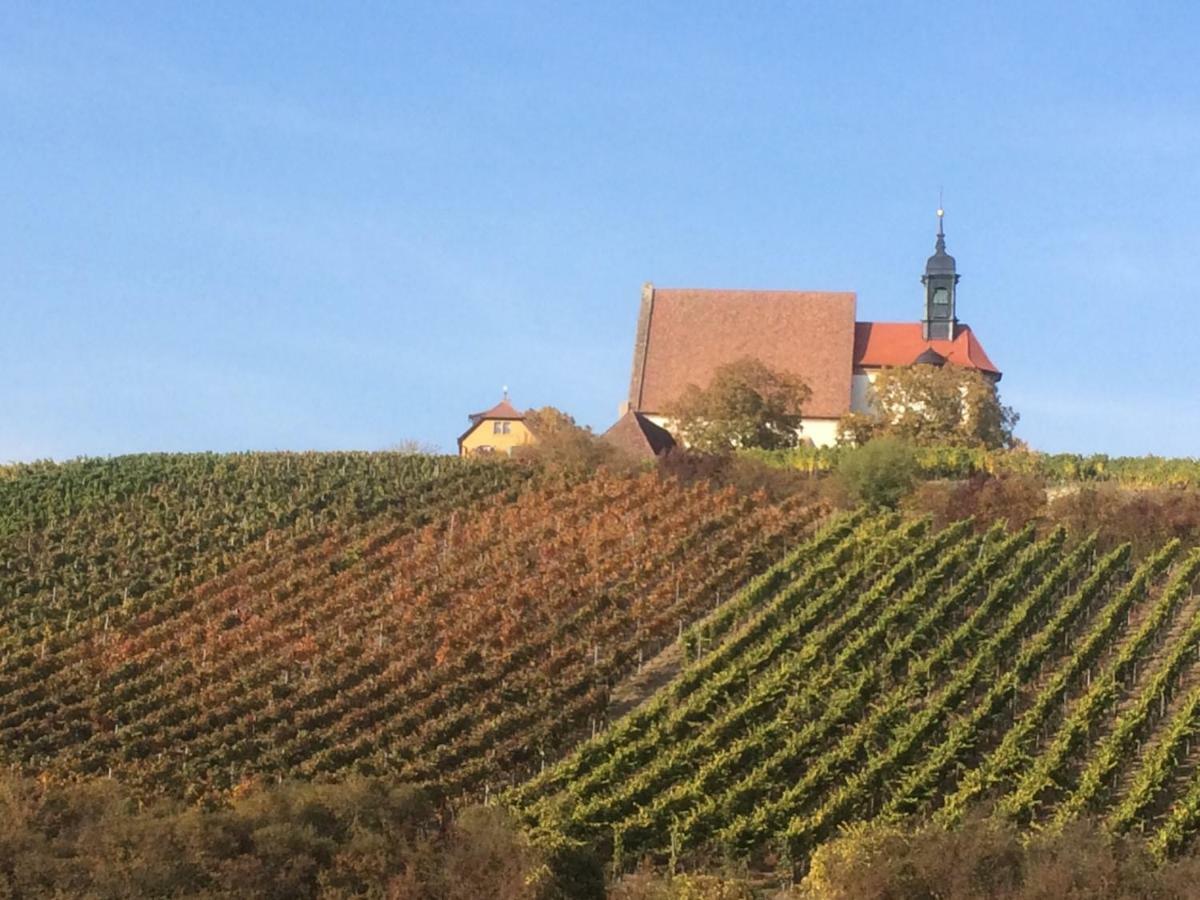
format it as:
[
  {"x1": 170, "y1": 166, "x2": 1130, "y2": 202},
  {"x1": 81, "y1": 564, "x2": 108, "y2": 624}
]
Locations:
[
  {"x1": 467, "y1": 398, "x2": 524, "y2": 423},
  {"x1": 458, "y1": 397, "x2": 529, "y2": 453}
]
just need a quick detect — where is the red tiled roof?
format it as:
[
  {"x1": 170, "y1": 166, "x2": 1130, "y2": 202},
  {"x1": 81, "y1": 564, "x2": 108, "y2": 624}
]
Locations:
[
  {"x1": 468, "y1": 399, "x2": 524, "y2": 423},
  {"x1": 853, "y1": 323, "x2": 1001, "y2": 378},
  {"x1": 458, "y1": 398, "x2": 526, "y2": 451},
  {"x1": 602, "y1": 411, "x2": 677, "y2": 459},
  {"x1": 628, "y1": 287, "x2": 858, "y2": 419}
]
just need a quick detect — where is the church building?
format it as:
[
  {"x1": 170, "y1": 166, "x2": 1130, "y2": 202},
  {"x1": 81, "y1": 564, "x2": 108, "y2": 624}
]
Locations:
[{"x1": 623, "y1": 211, "x2": 1000, "y2": 447}]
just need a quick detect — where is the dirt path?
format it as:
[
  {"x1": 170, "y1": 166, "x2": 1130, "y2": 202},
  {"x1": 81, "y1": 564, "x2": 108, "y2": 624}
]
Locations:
[{"x1": 606, "y1": 639, "x2": 685, "y2": 721}]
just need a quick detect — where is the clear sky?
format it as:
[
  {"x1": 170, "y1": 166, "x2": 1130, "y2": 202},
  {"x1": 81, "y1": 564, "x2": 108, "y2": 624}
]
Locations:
[{"x1": 2, "y1": 2, "x2": 1198, "y2": 460}]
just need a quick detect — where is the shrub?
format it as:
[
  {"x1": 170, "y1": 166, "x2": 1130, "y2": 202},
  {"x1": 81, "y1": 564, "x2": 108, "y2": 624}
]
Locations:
[
  {"x1": 1049, "y1": 486, "x2": 1200, "y2": 554},
  {"x1": 0, "y1": 776, "x2": 553, "y2": 899},
  {"x1": 835, "y1": 438, "x2": 919, "y2": 509},
  {"x1": 610, "y1": 870, "x2": 755, "y2": 899},
  {"x1": 906, "y1": 473, "x2": 1048, "y2": 532},
  {"x1": 797, "y1": 816, "x2": 1200, "y2": 899}
]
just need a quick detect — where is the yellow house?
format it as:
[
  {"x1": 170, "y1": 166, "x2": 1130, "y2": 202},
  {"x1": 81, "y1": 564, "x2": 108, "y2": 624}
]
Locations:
[{"x1": 457, "y1": 396, "x2": 536, "y2": 457}]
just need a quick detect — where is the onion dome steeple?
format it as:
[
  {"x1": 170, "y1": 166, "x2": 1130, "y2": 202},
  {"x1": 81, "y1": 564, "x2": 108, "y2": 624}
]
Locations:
[{"x1": 921, "y1": 205, "x2": 961, "y2": 341}]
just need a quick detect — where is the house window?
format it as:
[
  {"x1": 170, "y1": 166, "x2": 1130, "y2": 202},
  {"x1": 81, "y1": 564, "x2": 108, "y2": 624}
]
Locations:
[{"x1": 493, "y1": 421, "x2": 511, "y2": 435}]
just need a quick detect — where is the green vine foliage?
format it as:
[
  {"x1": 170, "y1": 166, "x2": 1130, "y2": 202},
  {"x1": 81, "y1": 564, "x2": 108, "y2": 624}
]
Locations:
[{"x1": 522, "y1": 522, "x2": 1200, "y2": 873}]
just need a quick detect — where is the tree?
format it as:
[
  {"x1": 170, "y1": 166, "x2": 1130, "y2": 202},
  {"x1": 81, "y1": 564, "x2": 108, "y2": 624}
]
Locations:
[
  {"x1": 516, "y1": 407, "x2": 617, "y2": 472},
  {"x1": 838, "y1": 364, "x2": 1018, "y2": 449},
  {"x1": 522, "y1": 407, "x2": 582, "y2": 439},
  {"x1": 666, "y1": 358, "x2": 812, "y2": 453}
]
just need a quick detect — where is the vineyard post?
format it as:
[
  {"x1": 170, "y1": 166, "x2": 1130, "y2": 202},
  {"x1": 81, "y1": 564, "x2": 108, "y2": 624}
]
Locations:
[
  {"x1": 776, "y1": 836, "x2": 796, "y2": 890},
  {"x1": 610, "y1": 825, "x2": 625, "y2": 882}
]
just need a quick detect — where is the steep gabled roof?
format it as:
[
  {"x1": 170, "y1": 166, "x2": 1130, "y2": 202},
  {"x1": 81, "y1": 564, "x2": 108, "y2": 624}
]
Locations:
[
  {"x1": 853, "y1": 322, "x2": 1001, "y2": 378},
  {"x1": 628, "y1": 286, "x2": 858, "y2": 419},
  {"x1": 467, "y1": 399, "x2": 524, "y2": 424},
  {"x1": 602, "y1": 411, "x2": 677, "y2": 459},
  {"x1": 458, "y1": 398, "x2": 526, "y2": 451}
]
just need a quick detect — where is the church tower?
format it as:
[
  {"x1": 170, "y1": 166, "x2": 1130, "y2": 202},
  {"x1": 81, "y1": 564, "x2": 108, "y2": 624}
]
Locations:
[{"x1": 921, "y1": 207, "x2": 960, "y2": 341}]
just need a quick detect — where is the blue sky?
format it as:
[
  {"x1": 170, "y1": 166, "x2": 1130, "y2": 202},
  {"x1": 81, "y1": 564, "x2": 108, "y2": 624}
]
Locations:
[{"x1": 2, "y1": 2, "x2": 1198, "y2": 459}]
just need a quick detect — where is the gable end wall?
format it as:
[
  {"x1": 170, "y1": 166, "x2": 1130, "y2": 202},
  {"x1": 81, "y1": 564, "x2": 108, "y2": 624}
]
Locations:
[{"x1": 626, "y1": 283, "x2": 656, "y2": 411}]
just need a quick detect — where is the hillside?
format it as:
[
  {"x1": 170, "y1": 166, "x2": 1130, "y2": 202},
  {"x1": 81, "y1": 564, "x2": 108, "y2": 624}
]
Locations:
[
  {"x1": 0, "y1": 455, "x2": 818, "y2": 802},
  {"x1": 0, "y1": 452, "x2": 528, "y2": 640},
  {"x1": 515, "y1": 514, "x2": 1200, "y2": 870},
  {"x1": 6, "y1": 452, "x2": 1200, "y2": 893}
]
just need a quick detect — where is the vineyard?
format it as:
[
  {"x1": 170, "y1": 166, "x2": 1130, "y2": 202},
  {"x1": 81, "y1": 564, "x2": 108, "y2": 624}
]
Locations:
[
  {"x1": 7, "y1": 452, "x2": 1200, "y2": 884},
  {"x1": 0, "y1": 452, "x2": 528, "y2": 645},
  {"x1": 0, "y1": 456, "x2": 820, "y2": 802},
  {"x1": 515, "y1": 516, "x2": 1200, "y2": 869},
  {"x1": 749, "y1": 444, "x2": 1200, "y2": 487}
]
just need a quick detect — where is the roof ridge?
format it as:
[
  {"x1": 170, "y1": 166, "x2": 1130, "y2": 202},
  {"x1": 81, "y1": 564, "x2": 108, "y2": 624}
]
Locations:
[{"x1": 654, "y1": 287, "x2": 855, "y2": 296}]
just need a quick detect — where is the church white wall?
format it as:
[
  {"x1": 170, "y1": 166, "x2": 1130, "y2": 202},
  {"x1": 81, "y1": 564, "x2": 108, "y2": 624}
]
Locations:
[
  {"x1": 800, "y1": 418, "x2": 840, "y2": 448},
  {"x1": 639, "y1": 414, "x2": 841, "y2": 449},
  {"x1": 851, "y1": 371, "x2": 877, "y2": 413}
]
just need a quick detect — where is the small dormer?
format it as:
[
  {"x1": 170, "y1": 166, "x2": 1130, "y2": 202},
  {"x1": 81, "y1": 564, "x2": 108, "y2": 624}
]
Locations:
[{"x1": 912, "y1": 347, "x2": 948, "y2": 367}]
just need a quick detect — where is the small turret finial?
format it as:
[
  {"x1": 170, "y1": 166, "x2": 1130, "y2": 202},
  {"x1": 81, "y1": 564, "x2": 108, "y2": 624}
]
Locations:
[
  {"x1": 502, "y1": 384, "x2": 509, "y2": 401},
  {"x1": 935, "y1": 191, "x2": 946, "y2": 250}
]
